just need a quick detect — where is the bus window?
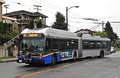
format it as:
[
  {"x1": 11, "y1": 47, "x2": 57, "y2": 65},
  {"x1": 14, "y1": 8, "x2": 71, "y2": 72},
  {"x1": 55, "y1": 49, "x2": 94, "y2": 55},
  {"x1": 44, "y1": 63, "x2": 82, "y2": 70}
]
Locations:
[
  {"x1": 66, "y1": 40, "x2": 71, "y2": 50},
  {"x1": 46, "y1": 38, "x2": 52, "y2": 52},
  {"x1": 90, "y1": 41, "x2": 96, "y2": 49},
  {"x1": 71, "y1": 40, "x2": 78, "y2": 49},
  {"x1": 97, "y1": 41, "x2": 102, "y2": 48},
  {"x1": 52, "y1": 39, "x2": 59, "y2": 51},
  {"x1": 83, "y1": 41, "x2": 89, "y2": 49},
  {"x1": 102, "y1": 41, "x2": 108, "y2": 48},
  {"x1": 60, "y1": 40, "x2": 65, "y2": 50},
  {"x1": 107, "y1": 42, "x2": 111, "y2": 48}
]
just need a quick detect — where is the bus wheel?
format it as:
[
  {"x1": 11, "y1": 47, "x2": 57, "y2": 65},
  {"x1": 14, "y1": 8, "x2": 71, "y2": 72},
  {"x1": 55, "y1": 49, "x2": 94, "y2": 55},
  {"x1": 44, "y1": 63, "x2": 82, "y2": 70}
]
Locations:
[
  {"x1": 99, "y1": 51, "x2": 104, "y2": 58},
  {"x1": 73, "y1": 52, "x2": 77, "y2": 61},
  {"x1": 51, "y1": 55, "x2": 56, "y2": 66}
]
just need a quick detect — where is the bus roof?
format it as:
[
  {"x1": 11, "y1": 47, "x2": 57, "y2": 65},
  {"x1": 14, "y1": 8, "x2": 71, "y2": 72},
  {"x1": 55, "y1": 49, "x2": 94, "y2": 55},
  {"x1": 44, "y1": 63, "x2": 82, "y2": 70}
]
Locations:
[
  {"x1": 21, "y1": 28, "x2": 110, "y2": 41},
  {"x1": 82, "y1": 34, "x2": 110, "y2": 41},
  {"x1": 21, "y1": 28, "x2": 79, "y2": 39}
]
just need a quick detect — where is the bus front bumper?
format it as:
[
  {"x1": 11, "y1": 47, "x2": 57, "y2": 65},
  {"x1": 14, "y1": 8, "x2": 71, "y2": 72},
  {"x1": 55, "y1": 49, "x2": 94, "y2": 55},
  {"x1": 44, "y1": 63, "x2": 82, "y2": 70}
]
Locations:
[{"x1": 17, "y1": 58, "x2": 45, "y2": 64}]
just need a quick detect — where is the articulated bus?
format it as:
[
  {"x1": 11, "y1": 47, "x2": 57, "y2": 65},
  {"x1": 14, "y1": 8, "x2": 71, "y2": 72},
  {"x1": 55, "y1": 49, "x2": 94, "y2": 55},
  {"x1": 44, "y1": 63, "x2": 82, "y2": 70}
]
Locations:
[{"x1": 17, "y1": 28, "x2": 111, "y2": 65}]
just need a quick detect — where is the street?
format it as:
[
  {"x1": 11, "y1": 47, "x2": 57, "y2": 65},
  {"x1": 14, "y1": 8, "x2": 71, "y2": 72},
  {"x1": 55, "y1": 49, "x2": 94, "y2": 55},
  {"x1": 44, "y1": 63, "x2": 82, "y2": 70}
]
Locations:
[{"x1": 0, "y1": 52, "x2": 120, "y2": 78}]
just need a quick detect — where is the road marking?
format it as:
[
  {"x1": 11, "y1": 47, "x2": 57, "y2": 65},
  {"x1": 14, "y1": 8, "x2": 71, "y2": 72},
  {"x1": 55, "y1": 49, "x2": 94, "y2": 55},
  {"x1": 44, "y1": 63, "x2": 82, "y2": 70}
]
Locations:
[{"x1": 17, "y1": 62, "x2": 79, "y2": 78}]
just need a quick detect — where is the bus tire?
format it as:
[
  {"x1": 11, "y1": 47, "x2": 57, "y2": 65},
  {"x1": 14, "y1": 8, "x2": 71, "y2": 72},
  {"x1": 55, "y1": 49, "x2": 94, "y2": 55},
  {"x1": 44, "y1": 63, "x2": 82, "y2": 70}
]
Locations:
[
  {"x1": 73, "y1": 52, "x2": 77, "y2": 61},
  {"x1": 51, "y1": 55, "x2": 56, "y2": 66},
  {"x1": 99, "y1": 51, "x2": 104, "y2": 58}
]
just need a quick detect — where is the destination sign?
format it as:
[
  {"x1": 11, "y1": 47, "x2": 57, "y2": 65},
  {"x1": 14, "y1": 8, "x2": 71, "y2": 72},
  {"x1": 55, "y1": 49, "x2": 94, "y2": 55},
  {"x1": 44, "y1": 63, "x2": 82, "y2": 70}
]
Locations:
[{"x1": 29, "y1": 33, "x2": 38, "y2": 37}]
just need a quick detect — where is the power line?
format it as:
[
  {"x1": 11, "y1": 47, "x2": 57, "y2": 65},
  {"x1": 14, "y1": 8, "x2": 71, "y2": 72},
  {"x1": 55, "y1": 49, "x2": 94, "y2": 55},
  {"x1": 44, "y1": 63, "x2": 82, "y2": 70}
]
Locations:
[
  {"x1": 6, "y1": 0, "x2": 58, "y2": 13},
  {"x1": 6, "y1": 0, "x2": 33, "y2": 7},
  {"x1": 30, "y1": 0, "x2": 65, "y2": 13},
  {"x1": 90, "y1": 24, "x2": 101, "y2": 31},
  {"x1": 6, "y1": 0, "x2": 88, "y2": 20},
  {"x1": 30, "y1": 0, "x2": 84, "y2": 18},
  {"x1": 6, "y1": 0, "x2": 109, "y2": 22}
]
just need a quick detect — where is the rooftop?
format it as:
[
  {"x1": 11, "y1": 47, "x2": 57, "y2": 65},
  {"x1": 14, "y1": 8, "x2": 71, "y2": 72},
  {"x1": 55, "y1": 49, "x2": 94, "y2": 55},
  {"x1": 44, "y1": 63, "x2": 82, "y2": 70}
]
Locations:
[
  {"x1": 3, "y1": 10, "x2": 48, "y2": 18},
  {"x1": 0, "y1": 0, "x2": 5, "y2": 4},
  {"x1": 2, "y1": 16, "x2": 16, "y2": 21}
]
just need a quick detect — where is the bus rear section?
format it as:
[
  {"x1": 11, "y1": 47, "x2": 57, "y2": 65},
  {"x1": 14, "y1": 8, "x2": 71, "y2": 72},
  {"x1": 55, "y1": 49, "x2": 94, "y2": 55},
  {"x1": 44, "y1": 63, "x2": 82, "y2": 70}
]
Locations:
[{"x1": 78, "y1": 34, "x2": 111, "y2": 58}]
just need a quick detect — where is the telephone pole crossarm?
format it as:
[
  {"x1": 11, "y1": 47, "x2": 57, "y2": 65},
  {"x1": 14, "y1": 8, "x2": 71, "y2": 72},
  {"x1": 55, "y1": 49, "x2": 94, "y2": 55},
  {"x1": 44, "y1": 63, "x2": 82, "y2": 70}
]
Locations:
[{"x1": 33, "y1": 5, "x2": 42, "y2": 12}]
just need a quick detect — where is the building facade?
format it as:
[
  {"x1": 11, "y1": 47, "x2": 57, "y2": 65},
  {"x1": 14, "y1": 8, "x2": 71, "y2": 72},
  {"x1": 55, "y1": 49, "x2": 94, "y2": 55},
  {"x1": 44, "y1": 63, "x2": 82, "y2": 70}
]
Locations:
[
  {"x1": 3, "y1": 10, "x2": 48, "y2": 33},
  {"x1": 0, "y1": 0, "x2": 5, "y2": 21}
]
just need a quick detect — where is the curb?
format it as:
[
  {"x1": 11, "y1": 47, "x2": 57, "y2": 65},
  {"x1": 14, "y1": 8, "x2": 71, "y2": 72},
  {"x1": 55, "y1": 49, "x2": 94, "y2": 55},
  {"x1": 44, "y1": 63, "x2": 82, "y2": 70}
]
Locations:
[{"x1": 0, "y1": 58, "x2": 17, "y2": 63}]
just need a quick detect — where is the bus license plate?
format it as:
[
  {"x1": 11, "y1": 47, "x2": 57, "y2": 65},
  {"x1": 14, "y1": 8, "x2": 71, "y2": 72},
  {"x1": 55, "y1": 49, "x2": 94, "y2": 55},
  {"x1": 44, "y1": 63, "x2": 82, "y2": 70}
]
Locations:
[{"x1": 19, "y1": 60, "x2": 22, "y2": 62}]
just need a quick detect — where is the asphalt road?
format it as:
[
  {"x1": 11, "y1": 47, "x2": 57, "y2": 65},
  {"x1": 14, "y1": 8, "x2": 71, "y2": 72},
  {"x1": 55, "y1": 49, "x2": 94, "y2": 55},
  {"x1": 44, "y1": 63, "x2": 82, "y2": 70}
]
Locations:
[{"x1": 1, "y1": 52, "x2": 120, "y2": 78}]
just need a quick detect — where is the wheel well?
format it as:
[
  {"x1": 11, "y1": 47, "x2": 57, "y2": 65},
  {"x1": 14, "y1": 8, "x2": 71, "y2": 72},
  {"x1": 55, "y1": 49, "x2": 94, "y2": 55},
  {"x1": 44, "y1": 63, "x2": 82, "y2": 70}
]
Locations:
[
  {"x1": 53, "y1": 53, "x2": 57, "y2": 60},
  {"x1": 75, "y1": 51, "x2": 77, "y2": 54},
  {"x1": 74, "y1": 51, "x2": 77, "y2": 56},
  {"x1": 99, "y1": 50, "x2": 104, "y2": 58},
  {"x1": 100, "y1": 50, "x2": 104, "y2": 53}
]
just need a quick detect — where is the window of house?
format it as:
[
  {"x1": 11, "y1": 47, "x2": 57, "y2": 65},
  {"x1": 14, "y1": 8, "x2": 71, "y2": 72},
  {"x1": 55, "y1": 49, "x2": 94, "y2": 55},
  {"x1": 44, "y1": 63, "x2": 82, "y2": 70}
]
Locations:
[
  {"x1": 24, "y1": 15, "x2": 29, "y2": 20},
  {"x1": 17, "y1": 15, "x2": 22, "y2": 19}
]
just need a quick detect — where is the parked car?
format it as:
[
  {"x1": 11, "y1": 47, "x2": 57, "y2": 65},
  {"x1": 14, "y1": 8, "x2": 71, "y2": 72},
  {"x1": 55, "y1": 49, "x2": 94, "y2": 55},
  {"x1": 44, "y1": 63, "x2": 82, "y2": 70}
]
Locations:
[{"x1": 111, "y1": 47, "x2": 116, "y2": 53}]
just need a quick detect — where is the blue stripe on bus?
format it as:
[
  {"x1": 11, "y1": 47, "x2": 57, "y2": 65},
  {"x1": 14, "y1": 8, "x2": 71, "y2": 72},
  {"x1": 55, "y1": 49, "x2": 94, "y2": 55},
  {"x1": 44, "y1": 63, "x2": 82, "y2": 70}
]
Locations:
[
  {"x1": 56, "y1": 52, "x2": 61, "y2": 62},
  {"x1": 43, "y1": 54, "x2": 52, "y2": 64},
  {"x1": 43, "y1": 52, "x2": 61, "y2": 64}
]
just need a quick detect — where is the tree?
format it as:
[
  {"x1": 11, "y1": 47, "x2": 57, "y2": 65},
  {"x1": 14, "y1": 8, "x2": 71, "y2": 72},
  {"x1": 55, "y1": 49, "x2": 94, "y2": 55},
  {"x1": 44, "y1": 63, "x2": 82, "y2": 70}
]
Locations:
[
  {"x1": 94, "y1": 31, "x2": 107, "y2": 37},
  {"x1": 104, "y1": 21, "x2": 118, "y2": 42},
  {"x1": 0, "y1": 22, "x2": 18, "y2": 45},
  {"x1": 36, "y1": 19, "x2": 42, "y2": 28},
  {"x1": 52, "y1": 12, "x2": 67, "y2": 30},
  {"x1": 0, "y1": 22, "x2": 4, "y2": 34},
  {"x1": 116, "y1": 39, "x2": 120, "y2": 48},
  {"x1": 28, "y1": 20, "x2": 34, "y2": 29}
]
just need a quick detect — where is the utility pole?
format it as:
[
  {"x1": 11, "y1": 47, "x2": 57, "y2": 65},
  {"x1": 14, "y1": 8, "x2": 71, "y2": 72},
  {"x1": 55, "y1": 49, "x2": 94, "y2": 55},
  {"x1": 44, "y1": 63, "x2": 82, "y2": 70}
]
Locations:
[
  {"x1": 102, "y1": 21, "x2": 104, "y2": 32},
  {"x1": 4, "y1": 4, "x2": 9, "y2": 13},
  {"x1": 66, "y1": 6, "x2": 79, "y2": 31},
  {"x1": 33, "y1": 5, "x2": 42, "y2": 12},
  {"x1": 0, "y1": 0, "x2": 5, "y2": 21}
]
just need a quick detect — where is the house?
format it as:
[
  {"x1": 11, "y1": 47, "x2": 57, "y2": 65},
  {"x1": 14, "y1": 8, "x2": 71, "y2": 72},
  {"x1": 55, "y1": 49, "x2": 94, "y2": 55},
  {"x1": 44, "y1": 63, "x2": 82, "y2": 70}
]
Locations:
[
  {"x1": 2, "y1": 16, "x2": 16, "y2": 23},
  {"x1": 75, "y1": 29, "x2": 96, "y2": 35},
  {"x1": 3, "y1": 10, "x2": 48, "y2": 33},
  {"x1": 0, "y1": 0, "x2": 5, "y2": 21},
  {"x1": 0, "y1": 0, "x2": 17, "y2": 30}
]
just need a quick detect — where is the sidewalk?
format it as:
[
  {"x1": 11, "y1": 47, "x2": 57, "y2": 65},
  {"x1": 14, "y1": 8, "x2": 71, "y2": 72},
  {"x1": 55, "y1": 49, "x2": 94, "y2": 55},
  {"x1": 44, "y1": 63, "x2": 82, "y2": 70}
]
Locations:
[{"x1": 0, "y1": 57, "x2": 17, "y2": 63}]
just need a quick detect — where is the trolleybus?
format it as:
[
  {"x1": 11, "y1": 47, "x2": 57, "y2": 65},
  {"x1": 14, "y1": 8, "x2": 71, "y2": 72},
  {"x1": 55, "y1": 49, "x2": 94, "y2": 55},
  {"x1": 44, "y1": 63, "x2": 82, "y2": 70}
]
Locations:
[{"x1": 17, "y1": 28, "x2": 111, "y2": 65}]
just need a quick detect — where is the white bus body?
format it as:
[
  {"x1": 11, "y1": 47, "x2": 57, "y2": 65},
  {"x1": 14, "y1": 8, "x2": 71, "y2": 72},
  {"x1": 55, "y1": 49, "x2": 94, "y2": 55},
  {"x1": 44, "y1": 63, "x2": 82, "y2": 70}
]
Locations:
[{"x1": 17, "y1": 28, "x2": 111, "y2": 65}]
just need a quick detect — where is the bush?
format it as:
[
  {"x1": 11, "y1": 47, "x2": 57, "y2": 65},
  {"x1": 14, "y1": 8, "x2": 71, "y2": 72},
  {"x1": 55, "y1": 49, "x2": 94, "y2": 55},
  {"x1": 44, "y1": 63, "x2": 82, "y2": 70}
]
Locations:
[{"x1": 0, "y1": 22, "x2": 18, "y2": 45}]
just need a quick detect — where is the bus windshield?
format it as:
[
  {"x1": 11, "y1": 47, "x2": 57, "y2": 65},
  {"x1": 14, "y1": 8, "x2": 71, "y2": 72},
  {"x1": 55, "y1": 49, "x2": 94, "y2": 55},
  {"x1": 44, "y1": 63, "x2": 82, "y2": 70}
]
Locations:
[{"x1": 19, "y1": 38, "x2": 44, "y2": 53}]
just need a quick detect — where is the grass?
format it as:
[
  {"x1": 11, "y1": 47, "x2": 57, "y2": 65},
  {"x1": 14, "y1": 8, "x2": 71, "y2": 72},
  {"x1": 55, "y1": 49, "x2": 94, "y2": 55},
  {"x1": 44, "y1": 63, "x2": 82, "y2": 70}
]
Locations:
[
  {"x1": 0, "y1": 56, "x2": 15, "y2": 60},
  {"x1": 116, "y1": 48, "x2": 120, "y2": 51}
]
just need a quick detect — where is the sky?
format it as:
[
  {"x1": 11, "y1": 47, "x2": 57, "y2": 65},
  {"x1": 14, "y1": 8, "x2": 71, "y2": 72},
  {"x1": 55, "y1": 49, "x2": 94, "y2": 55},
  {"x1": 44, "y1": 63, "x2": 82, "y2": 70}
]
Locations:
[{"x1": 2, "y1": 0, "x2": 120, "y2": 37}]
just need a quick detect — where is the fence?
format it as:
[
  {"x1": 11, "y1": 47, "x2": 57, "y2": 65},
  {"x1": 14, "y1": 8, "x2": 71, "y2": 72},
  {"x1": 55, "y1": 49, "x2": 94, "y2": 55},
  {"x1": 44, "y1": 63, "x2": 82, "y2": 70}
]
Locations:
[{"x1": 0, "y1": 45, "x2": 18, "y2": 58}]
